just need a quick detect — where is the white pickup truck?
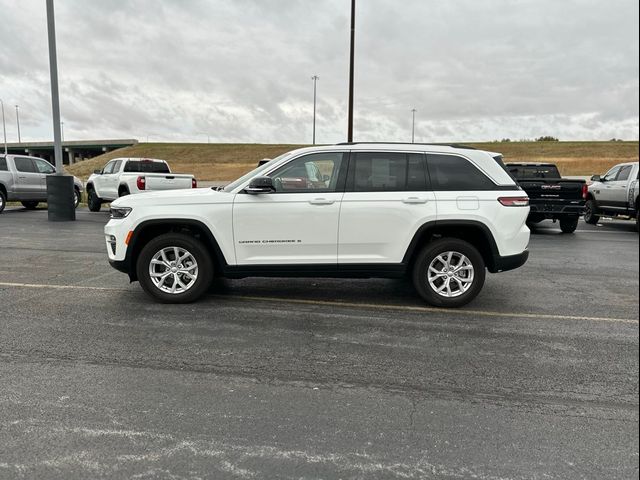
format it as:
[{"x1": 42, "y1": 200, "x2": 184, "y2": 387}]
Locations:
[
  {"x1": 86, "y1": 158, "x2": 196, "y2": 212},
  {"x1": 584, "y1": 161, "x2": 639, "y2": 230}
]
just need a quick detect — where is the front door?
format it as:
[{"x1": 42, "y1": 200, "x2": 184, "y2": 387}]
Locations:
[
  {"x1": 232, "y1": 152, "x2": 347, "y2": 265},
  {"x1": 12, "y1": 157, "x2": 41, "y2": 199}
]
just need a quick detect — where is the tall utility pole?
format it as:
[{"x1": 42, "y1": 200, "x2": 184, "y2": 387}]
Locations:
[
  {"x1": 411, "y1": 108, "x2": 417, "y2": 143},
  {"x1": 311, "y1": 75, "x2": 319, "y2": 145},
  {"x1": 0, "y1": 99, "x2": 7, "y2": 154},
  {"x1": 347, "y1": 0, "x2": 355, "y2": 142},
  {"x1": 46, "y1": 0, "x2": 75, "y2": 221},
  {"x1": 61, "y1": 121, "x2": 65, "y2": 142},
  {"x1": 15, "y1": 105, "x2": 21, "y2": 143}
]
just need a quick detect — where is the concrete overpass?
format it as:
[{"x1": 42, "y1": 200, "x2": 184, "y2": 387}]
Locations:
[{"x1": 3, "y1": 139, "x2": 138, "y2": 165}]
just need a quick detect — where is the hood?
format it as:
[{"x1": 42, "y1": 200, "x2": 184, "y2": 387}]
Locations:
[{"x1": 111, "y1": 187, "x2": 231, "y2": 208}]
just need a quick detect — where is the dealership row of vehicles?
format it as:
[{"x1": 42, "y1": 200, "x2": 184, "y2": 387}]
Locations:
[{"x1": 2, "y1": 147, "x2": 637, "y2": 308}]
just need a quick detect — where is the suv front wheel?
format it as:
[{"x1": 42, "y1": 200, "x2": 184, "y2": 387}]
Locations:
[
  {"x1": 137, "y1": 233, "x2": 213, "y2": 303},
  {"x1": 412, "y1": 238, "x2": 486, "y2": 308}
]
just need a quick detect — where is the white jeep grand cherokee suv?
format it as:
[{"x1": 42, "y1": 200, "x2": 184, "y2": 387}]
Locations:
[{"x1": 104, "y1": 143, "x2": 530, "y2": 307}]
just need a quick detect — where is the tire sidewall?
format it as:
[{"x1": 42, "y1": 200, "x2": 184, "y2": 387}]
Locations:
[
  {"x1": 74, "y1": 188, "x2": 80, "y2": 209},
  {"x1": 584, "y1": 200, "x2": 599, "y2": 224},
  {"x1": 137, "y1": 233, "x2": 213, "y2": 303},
  {"x1": 412, "y1": 238, "x2": 486, "y2": 308},
  {"x1": 88, "y1": 189, "x2": 101, "y2": 212},
  {"x1": 559, "y1": 216, "x2": 579, "y2": 233},
  {"x1": 0, "y1": 190, "x2": 5, "y2": 213}
]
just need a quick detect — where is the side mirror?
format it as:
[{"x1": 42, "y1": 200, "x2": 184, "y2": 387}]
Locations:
[
  {"x1": 591, "y1": 174, "x2": 602, "y2": 182},
  {"x1": 94, "y1": 169, "x2": 103, "y2": 175},
  {"x1": 245, "y1": 176, "x2": 276, "y2": 194}
]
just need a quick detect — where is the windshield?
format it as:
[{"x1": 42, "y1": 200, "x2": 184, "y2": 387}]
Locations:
[{"x1": 223, "y1": 152, "x2": 292, "y2": 192}]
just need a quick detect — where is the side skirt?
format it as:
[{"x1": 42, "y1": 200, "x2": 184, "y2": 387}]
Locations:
[{"x1": 222, "y1": 263, "x2": 408, "y2": 279}]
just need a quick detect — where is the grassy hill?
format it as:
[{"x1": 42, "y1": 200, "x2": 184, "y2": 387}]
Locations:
[{"x1": 66, "y1": 141, "x2": 639, "y2": 181}]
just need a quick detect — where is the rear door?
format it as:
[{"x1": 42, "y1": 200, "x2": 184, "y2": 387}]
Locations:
[
  {"x1": 338, "y1": 151, "x2": 436, "y2": 264},
  {"x1": 608, "y1": 164, "x2": 633, "y2": 207},
  {"x1": 233, "y1": 151, "x2": 347, "y2": 265},
  {"x1": 33, "y1": 158, "x2": 56, "y2": 198}
]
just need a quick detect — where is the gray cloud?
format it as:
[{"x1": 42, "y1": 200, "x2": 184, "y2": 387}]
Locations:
[{"x1": 1, "y1": 0, "x2": 637, "y2": 143}]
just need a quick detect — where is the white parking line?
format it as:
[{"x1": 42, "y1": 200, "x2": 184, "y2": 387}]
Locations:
[{"x1": 0, "y1": 281, "x2": 637, "y2": 325}]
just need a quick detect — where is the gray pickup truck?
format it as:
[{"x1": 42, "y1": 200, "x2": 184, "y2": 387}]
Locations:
[
  {"x1": 0, "y1": 154, "x2": 84, "y2": 214},
  {"x1": 585, "y1": 161, "x2": 639, "y2": 230}
]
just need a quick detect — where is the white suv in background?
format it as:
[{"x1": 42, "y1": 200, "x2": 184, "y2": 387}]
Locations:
[{"x1": 104, "y1": 143, "x2": 530, "y2": 307}]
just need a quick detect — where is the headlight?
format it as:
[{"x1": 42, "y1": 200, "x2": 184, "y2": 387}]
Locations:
[{"x1": 110, "y1": 207, "x2": 132, "y2": 219}]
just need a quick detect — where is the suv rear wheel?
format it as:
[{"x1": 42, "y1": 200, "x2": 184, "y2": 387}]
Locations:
[
  {"x1": 412, "y1": 238, "x2": 486, "y2": 308},
  {"x1": 137, "y1": 233, "x2": 213, "y2": 303}
]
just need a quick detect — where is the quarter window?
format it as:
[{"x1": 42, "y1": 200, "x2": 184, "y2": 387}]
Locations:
[
  {"x1": 427, "y1": 154, "x2": 496, "y2": 191},
  {"x1": 269, "y1": 152, "x2": 346, "y2": 193},
  {"x1": 350, "y1": 152, "x2": 428, "y2": 192},
  {"x1": 14, "y1": 157, "x2": 36, "y2": 173}
]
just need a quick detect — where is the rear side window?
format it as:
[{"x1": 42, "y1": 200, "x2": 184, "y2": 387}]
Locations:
[
  {"x1": 349, "y1": 152, "x2": 428, "y2": 192},
  {"x1": 0, "y1": 157, "x2": 7, "y2": 171},
  {"x1": 507, "y1": 165, "x2": 560, "y2": 179},
  {"x1": 427, "y1": 154, "x2": 496, "y2": 191},
  {"x1": 14, "y1": 157, "x2": 36, "y2": 173},
  {"x1": 124, "y1": 161, "x2": 170, "y2": 173}
]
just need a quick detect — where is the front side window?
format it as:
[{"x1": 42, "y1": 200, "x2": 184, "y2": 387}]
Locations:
[
  {"x1": 427, "y1": 154, "x2": 496, "y2": 191},
  {"x1": 269, "y1": 152, "x2": 346, "y2": 193},
  {"x1": 603, "y1": 166, "x2": 620, "y2": 182},
  {"x1": 616, "y1": 165, "x2": 632, "y2": 181},
  {"x1": 34, "y1": 159, "x2": 55, "y2": 174},
  {"x1": 102, "y1": 161, "x2": 116, "y2": 175},
  {"x1": 14, "y1": 157, "x2": 36, "y2": 173},
  {"x1": 350, "y1": 152, "x2": 427, "y2": 192}
]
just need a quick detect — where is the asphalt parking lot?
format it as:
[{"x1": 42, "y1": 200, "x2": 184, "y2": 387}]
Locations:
[{"x1": 0, "y1": 207, "x2": 638, "y2": 480}]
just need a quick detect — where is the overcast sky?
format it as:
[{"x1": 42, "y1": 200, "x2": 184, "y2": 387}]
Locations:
[{"x1": 1, "y1": 0, "x2": 638, "y2": 144}]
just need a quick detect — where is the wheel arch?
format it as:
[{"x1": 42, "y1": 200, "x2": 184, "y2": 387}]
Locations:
[
  {"x1": 403, "y1": 220, "x2": 500, "y2": 273},
  {"x1": 125, "y1": 219, "x2": 228, "y2": 282}
]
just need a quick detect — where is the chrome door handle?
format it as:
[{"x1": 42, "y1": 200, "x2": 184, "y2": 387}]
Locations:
[
  {"x1": 309, "y1": 198, "x2": 335, "y2": 205},
  {"x1": 18, "y1": 176, "x2": 27, "y2": 179},
  {"x1": 402, "y1": 197, "x2": 427, "y2": 204}
]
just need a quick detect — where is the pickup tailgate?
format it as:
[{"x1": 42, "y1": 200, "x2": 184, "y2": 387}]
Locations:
[
  {"x1": 142, "y1": 173, "x2": 194, "y2": 191},
  {"x1": 518, "y1": 179, "x2": 586, "y2": 215}
]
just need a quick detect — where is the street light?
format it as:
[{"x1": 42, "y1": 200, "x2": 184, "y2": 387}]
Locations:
[
  {"x1": 347, "y1": 0, "x2": 355, "y2": 142},
  {"x1": 311, "y1": 75, "x2": 319, "y2": 145},
  {"x1": 45, "y1": 0, "x2": 75, "y2": 221},
  {"x1": 411, "y1": 108, "x2": 416, "y2": 143},
  {"x1": 61, "y1": 121, "x2": 64, "y2": 142},
  {"x1": 15, "y1": 105, "x2": 21, "y2": 144},
  {"x1": 0, "y1": 99, "x2": 7, "y2": 154}
]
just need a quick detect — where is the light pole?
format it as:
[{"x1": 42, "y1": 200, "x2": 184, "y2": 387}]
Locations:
[
  {"x1": 411, "y1": 108, "x2": 416, "y2": 143},
  {"x1": 0, "y1": 99, "x2": 7, "y2": 154},
  {"x1": 347, "y1": 0, "x2": 355, "y2": 142},
  {"x1": 311, "y1": 75, "x2": 319, "y2": 145},
  {"x1": 61, "y1": 121, "x2": 64, "y2": 142},
  {"x1": 15, "y1": 105, "x2": 21, "y2": 143},
  {"x1": 46, "y1": 0, "x2": 75, "y2": 221}
]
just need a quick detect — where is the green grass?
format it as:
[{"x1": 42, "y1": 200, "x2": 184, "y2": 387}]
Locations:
[{"x1": 66, "y1": 141, "x2": 639, "y2": 181}]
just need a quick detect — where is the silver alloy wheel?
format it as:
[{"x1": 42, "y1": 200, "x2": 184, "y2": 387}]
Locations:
[
  {"x1": 149, "y1": 246, "x2": 199, "y2": 294},
  {"x1": 73, "y1": 190, "x2": 79, "y2": 208},
  {"x1": 427, "y1": 251, "x2": 475, "y2": 298}
]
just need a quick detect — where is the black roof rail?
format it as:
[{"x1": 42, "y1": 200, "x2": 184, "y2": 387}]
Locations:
[{"x1": 335, "y1": 141, "x2": 477, "y2": 150}]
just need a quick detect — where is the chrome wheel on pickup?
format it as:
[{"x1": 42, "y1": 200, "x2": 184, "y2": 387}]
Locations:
[
  {"x1": 137, "y1": 233, "x2": 213, "y2": 303},
  {"x1": 413, "y1": 238, "x2": 486, "y2": 307}
]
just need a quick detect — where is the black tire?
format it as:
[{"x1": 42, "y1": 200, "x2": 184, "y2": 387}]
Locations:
[
  {"x1": 559, "y1": 216, "x2": 579, "y2": 234},
  {"x1": 584, "y1": 200, "x2": 599, "y2": 225},
  {"x1": 0, "y1": 189, "x2": 6, "y2": 214},
  {"x1": 118, "y1": 186, "x2": 130, "y2": 197},
  {"x1": 74, "y1": 188, "x2": 81, "y2": 209},
  {"x1": 87, "y1": 188, "x2": 102, "y2": 212},
  {"x1": 412, "y1": 238, "x2": 486, "y2": 308},
  {"x1": 21, "y1": 201, "x2": 39, "y2": 210},
  {"x1": 137, "y1": 233, "x2": 213, "y2": 303}
]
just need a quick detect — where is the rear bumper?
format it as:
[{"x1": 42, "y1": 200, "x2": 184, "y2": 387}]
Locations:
[
  {"x1": 491, "y1": 250, "x2": 529, "y2": 273},
  {"x1": 529, "y1": 200, "x2": 585, "y2": 217}
]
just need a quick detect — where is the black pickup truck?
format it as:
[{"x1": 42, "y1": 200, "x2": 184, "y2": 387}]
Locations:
[{"x1": 506, "y1": 163, "x2": 587, "y2": 233}]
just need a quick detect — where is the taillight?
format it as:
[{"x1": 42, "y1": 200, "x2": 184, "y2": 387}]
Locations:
[
  {"x1": 192, "y1": 178, "x2": 197, "y2": 188},
  {"x1": 136, "y1": 176, "x2": 146, "y2": 190},
  {"x1": 498, "y1": 196, "x2": 529, "y2": 207},
  {"x1": 581, "y1": 183, "x2": 588, "y2": 199}
]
